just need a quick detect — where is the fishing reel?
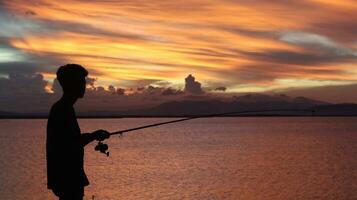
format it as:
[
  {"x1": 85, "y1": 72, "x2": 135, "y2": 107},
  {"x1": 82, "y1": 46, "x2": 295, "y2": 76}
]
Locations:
[
  {"x1": 94, "y1": 132, "x2": 122, "y2": 157},
  {"x1": 95, "y1": 142, "x2": 109, "y2": 157}
]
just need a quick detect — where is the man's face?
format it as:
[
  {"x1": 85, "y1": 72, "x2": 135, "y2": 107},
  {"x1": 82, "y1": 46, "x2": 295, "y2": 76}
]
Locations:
[{"x1": 78, "y1": 77, "x2": 86, "y2": 98}]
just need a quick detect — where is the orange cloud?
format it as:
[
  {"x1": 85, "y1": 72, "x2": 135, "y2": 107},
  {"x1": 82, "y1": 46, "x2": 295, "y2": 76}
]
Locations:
[{"x1": 2, "y1": 0, "x2": 357, "y2": 93}]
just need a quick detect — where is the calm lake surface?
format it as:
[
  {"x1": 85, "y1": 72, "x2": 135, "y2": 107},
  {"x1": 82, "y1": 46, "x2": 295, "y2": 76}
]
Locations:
[{"x1": 0, "y1": 117, "x2": 356, "y2": 200}]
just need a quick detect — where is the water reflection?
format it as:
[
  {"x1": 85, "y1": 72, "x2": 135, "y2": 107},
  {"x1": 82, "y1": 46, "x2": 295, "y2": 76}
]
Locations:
[{"x1": 0, "y1": 117, "x2": 356, "y2": 200}]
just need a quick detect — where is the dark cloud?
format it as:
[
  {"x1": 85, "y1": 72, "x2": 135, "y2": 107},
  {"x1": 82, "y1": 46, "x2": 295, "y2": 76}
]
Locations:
[
  {"x1": 203, "y1": 62, "x2": 351, "y2": 88},
  {"x1": 1, "y1": 72, "x2": 48, "y2": 94},
  {"x1": 0, "y1": 70, "x2": 355, "y2": 114},
  {"x1": 221, "y1": 26, "x2": 277, "y2": 40},
  {"x1": 0, "y1": 40, "x2": 71, "y2": 76},
  {"x1": 233, "y1": 65, "x2": 279, "y2": 83},
  {"x1": 0, "y1": 71, "x2": 54, "y2": 113},
  {"x1": 215, "y1": 86, "x2": 226, "y2": 92},
  {"x1": 278, "y1": 83, "x2": 357, "y2": 103},
  {"x1": 226, "y1": 0, "x2": 317, "y2": 9},
  {"x1": 0, "y1": 8, "x2": 42, "y2": 37},
  {"x1": 172, "y1": 47, "x2": 236, "y2": 58},
  {"x1": 145, "y1": 85, "x2": 164, "y2": 95},
  {"x1": 239, "y1": 50, "x2": 351, "y2": 65},
  {"x1": 41, "y1": 19, "x2": 151, "y2": 42},
  {"x1": 116, "y1": 88, "x2": 125, "y2": 95},
  {"x1": 136, "y1": 87, "x2": 145, "y2": 91},
  {"x1": 0, "y1": 37, "x2": 15, "y2": 46},
  {"x1": 108, "y1": 85, "x2": 116, "y2": 93},
  {"x1": 25, "y1": 10, "x2": 36, "y2": 16},
  {"x1": 0, "y1": 6, "x2": 154, "y2": 42},
  {"x1": 162, "y1": 87, "x2": 183, "y2": 96},
  {"x1": 106, "y1": 85, "x2": 125, "y2": 95},
  {"x1": 0, "y1": 62, "x2": 57, "y2": 74},
  {"x1": 85, "y1": 77, "x2": 96, "y2": 88},
  {"x1": 311, "y1": 20, "x2": 357, "y2": 43},
  {"x1": 75, "y1": 84, "x2": 185, "y2": 113},
  {"x1": 184, "y1": 74, "x2": 204, "y2": 94}
]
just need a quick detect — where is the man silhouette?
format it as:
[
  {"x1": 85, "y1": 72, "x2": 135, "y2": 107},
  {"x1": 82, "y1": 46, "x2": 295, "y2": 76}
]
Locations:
[{"x1": 47, "y1": 64, "x2": 110, "y2": 200}]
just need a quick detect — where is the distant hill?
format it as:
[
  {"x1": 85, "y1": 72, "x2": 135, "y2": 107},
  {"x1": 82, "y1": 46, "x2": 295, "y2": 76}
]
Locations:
[
  {"x1": 0, "y1": 111, "x2": 15, "y2": 117},
  {"x1": 312, "y1": 103, "x2": 357, "y2": 116},
  {"x1": 2, "y1": 94, "x2": 357, "y2": 118},
  {"x1": 128, "y1": 94, "x2": 329, "y2": 116},
  {"x1": 0, "y1": 111, "x2": 47, "y2": 119}
]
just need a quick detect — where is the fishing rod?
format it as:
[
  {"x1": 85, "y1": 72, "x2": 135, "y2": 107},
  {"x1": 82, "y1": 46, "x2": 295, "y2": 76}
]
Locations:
[{"x1": 94, "y1": 108, "x2": 315, "y2": 156}]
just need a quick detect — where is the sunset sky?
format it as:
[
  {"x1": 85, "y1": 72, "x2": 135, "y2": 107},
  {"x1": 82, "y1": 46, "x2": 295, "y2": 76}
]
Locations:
[{"x1": 1, "y1": 0, "x2": 357, "y2": 112}]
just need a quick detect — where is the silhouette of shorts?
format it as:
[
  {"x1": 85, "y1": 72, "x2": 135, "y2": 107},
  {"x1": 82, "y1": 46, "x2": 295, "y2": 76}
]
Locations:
[{"x1": 53, "y1": 186, "x2": 84, "y2": 200}]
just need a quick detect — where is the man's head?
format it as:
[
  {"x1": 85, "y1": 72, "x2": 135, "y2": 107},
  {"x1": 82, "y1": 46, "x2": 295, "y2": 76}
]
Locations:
[{"x1": 56, "y1": 64, "x2": 88, "y2": 98}]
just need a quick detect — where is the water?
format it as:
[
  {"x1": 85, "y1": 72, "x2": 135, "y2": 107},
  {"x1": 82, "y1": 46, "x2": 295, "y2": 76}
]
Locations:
[{"x1": 0, "y1": 117, "x2": 356, "y2": 200}]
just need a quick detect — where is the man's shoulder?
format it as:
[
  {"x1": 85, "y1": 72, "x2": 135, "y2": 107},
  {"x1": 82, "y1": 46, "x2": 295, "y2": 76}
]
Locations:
[
  {"x1": 50, "y1": 101, "x2": 61, "y2": 113},
  {"x1": 49, "y1": 100, "x2": 70, "y2": 117}
]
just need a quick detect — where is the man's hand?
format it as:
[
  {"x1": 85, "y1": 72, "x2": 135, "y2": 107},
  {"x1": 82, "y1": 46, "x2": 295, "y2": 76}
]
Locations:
[{"x1": 92, "y1": 129, "x2": 110, "y2": 141}]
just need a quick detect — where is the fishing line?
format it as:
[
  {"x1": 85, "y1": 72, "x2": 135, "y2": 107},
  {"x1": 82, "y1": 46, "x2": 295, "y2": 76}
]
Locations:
[{"x1": 94, "y1": 108, "x2": 315, "y2": 156}]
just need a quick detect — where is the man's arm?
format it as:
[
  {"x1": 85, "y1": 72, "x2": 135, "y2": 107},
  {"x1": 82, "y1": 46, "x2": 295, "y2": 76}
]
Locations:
[{"x1": 80, "y1": 130, "x2": 110, "y2": 147}]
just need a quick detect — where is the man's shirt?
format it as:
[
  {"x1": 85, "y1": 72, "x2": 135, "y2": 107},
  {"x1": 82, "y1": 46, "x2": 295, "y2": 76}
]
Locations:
[{"x1": 46, "y1": 100, "x2": 89, "y2": 190}]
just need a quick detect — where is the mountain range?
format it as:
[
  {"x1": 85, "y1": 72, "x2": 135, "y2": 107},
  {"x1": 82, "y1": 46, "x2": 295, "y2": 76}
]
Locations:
[{"x1": 2, "y1": 93, "x2": 357, "y2": 118}]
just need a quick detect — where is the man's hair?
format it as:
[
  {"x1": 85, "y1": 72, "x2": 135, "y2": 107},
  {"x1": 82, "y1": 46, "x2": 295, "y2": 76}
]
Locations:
[{"x1": 56, "y1": 64, "x2": 88, "y2": 89}]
